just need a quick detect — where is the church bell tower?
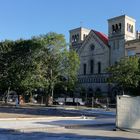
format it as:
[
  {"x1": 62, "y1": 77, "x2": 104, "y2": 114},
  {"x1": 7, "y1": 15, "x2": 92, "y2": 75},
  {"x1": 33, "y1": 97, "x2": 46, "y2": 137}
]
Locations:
[
  {"x1": 108, "y1": 15, "x2": 136, "y2": 65},
  {"x1": 69, "y1": 27, "x2": 90, "y2": 51}
]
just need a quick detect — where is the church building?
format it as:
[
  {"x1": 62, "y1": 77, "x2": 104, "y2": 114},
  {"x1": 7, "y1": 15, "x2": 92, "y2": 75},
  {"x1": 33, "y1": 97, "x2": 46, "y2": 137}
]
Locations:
[{"x1": 69, "y1": 15, "x2": 140, "y2": 99}]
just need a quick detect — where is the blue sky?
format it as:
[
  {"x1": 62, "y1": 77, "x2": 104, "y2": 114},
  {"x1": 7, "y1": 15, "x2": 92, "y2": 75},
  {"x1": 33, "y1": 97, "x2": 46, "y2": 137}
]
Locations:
[{"x1": 0, "y1": 0, "x2": 140, "y2": 43}]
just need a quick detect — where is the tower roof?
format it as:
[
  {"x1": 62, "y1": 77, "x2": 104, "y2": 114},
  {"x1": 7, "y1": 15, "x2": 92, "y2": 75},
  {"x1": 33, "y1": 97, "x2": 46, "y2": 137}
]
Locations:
[
  {"x1": 69, "y1": 27, "x2": 90, "y2": 33},
  {"x1": 108, "y1": 15, "x2": 136, "y2": 22}
]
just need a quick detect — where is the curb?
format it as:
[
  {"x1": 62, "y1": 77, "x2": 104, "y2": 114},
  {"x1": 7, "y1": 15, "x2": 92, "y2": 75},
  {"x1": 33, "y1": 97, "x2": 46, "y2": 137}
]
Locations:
[
  {"x1": 0, "y1": 123, "x2": 115, "y2": 133},
  {"x1": 15, "y1": 126, "x2": 64, "y2": 133},
  {"x1": 65, "y1": 123, "x2": 115, "y2": 129}
]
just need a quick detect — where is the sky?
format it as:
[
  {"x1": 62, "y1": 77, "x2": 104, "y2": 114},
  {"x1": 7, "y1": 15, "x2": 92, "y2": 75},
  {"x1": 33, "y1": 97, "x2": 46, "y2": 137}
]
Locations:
[{"x1": 0, "y1": 0, "x2": 140, "y2": 43}]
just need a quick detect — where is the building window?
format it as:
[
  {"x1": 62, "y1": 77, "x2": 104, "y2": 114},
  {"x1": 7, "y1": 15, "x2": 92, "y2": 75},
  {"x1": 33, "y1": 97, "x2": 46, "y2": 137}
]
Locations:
[
  {"x1": 72, "y1": 34, "x2": 79, "y2": 43},
  {"x1": 90, "y1": 44, "x2": 95, "y2": 50},
  {"x1": 72, "y1": 35, "x2": 75, "y2": 43},
  {"x1": 90, "y1": 60, "x2": 94, "y2": 74},
  {"x1": 98, "y1": 62, "x2": 101, "y2": 74},
  {"x1": 112, "y1": 23, "x2": 121, "y2": 33},
  {"x1": 116, "y1": 24, "x2": 118, "y2": 30},
  {"x1": 131, "y1": 25, "x2": 133, "y2": 33},
  {"x1": 83, "y1": 64, "x2": 87, "y2": 75},
  {"x1": 83, "y1": 34, "x2": 86, "y2": 40},
  {"x1": 127, "y1": 23, "x2": 129, "y2": 31},
  {"x1": 95, "y1": 88, "x2": 101, "y2": 97},
  {"x1": 76, "y1": 34, "x2": 79, "y2": 41},
  {"x1": 119, "y1": 23, "x2": 121, "y2": 30},
  {"x1": 127, "y1": 50, "x2": 136, "y2": 56},
  {"x1": 112, "y1": 25, "x2": 115, "y2": 33},
  {"x1": 127, "y1": 23, "x2": 133, "y2": 33}
]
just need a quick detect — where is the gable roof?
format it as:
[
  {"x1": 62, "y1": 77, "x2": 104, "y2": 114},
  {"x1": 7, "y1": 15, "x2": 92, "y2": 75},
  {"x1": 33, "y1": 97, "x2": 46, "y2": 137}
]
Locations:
[
  {"x1": 93, "y1": 30, "x2": 108, "y2": 45},
  {"x1": 77, "y1": 29, "x2": 109, "y2": 54}
]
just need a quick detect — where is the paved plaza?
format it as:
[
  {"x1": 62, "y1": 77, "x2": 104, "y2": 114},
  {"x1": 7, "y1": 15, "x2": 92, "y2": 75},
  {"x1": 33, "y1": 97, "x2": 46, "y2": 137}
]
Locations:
[{"x1": 0, "y1": 106, "x2": 140, "y2": 140}]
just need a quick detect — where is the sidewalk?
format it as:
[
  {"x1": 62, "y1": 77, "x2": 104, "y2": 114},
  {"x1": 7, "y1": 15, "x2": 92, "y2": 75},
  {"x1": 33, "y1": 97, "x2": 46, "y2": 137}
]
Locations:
[
  {"x1": 0, "y1": 116, "x2": 115, "y2": 131},
  {"x1": 1, "y1": 116, "x2": 140, "y2": 140},
  {"x1": 0, "y1": 104, "x2": 115, "y2": 131}
]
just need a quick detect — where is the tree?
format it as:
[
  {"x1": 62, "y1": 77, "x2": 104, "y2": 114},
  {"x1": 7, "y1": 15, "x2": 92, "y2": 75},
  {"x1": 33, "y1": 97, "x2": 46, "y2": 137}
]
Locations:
[
  {"x1": 62, "y1": 50, "x2": 80, "y2": 96},
  {"x1": 0, "y1": 40, "x2": 15, "y2": 102},
  {"x1": 0, "y1": 39, "x2": 35, "y2": 102},
  {"x1": 107, "y1": 56, "x2": 140, "y2": 94},
  {"x1": 22, "y1": 33, "x2": 79, "y2": 105},
  {"x1": 0, "y1": 32, "x2": 80, "y2": 106}
]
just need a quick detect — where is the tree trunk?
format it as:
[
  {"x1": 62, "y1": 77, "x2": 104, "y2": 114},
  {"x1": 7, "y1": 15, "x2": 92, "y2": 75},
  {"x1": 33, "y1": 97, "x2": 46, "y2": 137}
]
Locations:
[
  {"x1": 45, "y1": 89, "x2": 49, "y2": 106},
  {"x1": 51, "y1": 86, "x2": 54, "y2": 105},
  {"x1": 45, "y1": 95, "x2": 49, "y2": 106},
  {"x1": 45, "y1": 85, "x2": 53, "y2": 106},
  {"x1": 5, "y1": 87, "x2": 10, "y2": 104}
]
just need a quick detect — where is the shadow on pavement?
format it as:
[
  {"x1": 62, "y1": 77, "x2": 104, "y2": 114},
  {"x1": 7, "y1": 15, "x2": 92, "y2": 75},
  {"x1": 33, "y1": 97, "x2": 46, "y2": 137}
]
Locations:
[
  {"x1": 0, "y1": 104, "x2": 102, "y2": 117},
  {"x1": 35, "y1": 119, "x2": 115, "y2": 129},
  {"x1": 0, "y1": 128, "x2": 138, "y2": 140},
  {"x1": 0, "y1": 106, "x2": 80, "y2": 117}
]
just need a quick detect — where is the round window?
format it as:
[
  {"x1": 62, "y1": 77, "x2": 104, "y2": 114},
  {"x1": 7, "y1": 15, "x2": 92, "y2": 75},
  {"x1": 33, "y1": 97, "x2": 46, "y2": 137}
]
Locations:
[{"x1": 90, "y1": 44, "x2": 95, "y2": 50}]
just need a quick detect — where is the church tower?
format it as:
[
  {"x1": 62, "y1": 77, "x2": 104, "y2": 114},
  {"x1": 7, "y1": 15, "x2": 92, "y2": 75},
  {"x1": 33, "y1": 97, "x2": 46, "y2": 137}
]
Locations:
[
  {"x1": 108, "y1": 15, "x2": 136, "y2": 65},
  {"x1": 69, "y1": 27, "x2": 90, "y2": 51}
]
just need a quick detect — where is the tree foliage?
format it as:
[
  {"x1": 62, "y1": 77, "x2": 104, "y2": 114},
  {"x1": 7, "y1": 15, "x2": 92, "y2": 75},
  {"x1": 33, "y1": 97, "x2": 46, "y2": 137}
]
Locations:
[
  {"x1": 0, "y1": 39, "x2": 36, "y2": 92},
  {"x1": 107, "y1": 56, "x2": 140, "y2": 94},
  {"x1": 62, "y1": 50, "x2": 80, "y2": 94},
  {"x1": 0, "y1": 32, "x2": 80, "y2": 105}
]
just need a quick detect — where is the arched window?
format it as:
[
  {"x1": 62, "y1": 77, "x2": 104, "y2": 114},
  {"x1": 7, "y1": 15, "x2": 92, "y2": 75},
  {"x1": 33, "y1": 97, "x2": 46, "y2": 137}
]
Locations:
[
  {"x1": 95, "y1": 88, "x2": 102, "y2": 97},
  {"x1": 83, "y1": 63, "x2": 87, "y2": 75},
  {"x1": 98, "y1": 62, "x2": 101, "y2": 74},
  {"x1": 127, "y1": 23, "x2": 133, "y2": 33},
  {"x1": 72, "y1": 35, "x2": 74, "y2": 43},
  {"x1": 119, "y1": 23, "x2": 121, "y2": 30},
  {"x1": 74, "y1": 35, "x2": 77, "y2": 42},
  {"x1": 116, "y1": 24, "x2": 118, "y2": 31},
  {"x1": 88, "y1": 88, "x2": 94, "y2": 97},
  {"x1": 90, "y1": 60, "x2": 94, "y2": 74},
  {"x1": 83, "y1": 34, "x2": 86, "y2": 40},
  {"x1": 127, "y1": 23, "x2": 129, "y2": 31},
  {"x1": 76, "y1": 34, "x2": 79, "y2": 41},
  {"x1": 116, "y1": 24, "x2": 118, "y2": 29},
  {"x1": 131, "y1": 25, "x2": 133, "y2": 33},
  {"x1": 112, "y1": 25, "x2": 115, "y2": 33}
]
